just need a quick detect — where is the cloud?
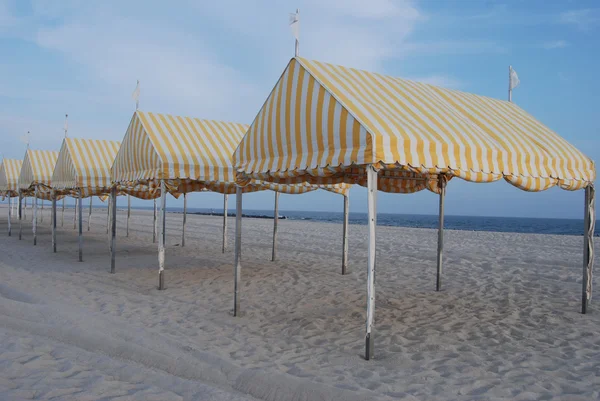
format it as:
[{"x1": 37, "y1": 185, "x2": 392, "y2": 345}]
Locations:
[
  {"x1": 31, "y1": 7, "x2": 263, "y2": 123},
  {"x1": 398, "y1": 40, "x2": 507, "y2": 56},
  {"x1": 407, "y1": 75, "x2": 462, "y2": 89},
  {"x1": 316, "y1": 0, "x2": 421, "y2": 20},
  {"x1": 542, "y1": 40, "x2": 569, "y2": 49},
  {"x1": 560, "y1": 9, "x2": 600, "y2": 30}
]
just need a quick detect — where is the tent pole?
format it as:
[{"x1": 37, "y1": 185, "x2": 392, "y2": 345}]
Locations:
[
  {"x1": 110, "y1": 187, "x2": 117, "y2": 273},
  {"x1": 436, "y1": 175, "x2": 447, "y2": 292},
  {"x1": 153, "y1": 198, "x2": 157, "y2": 243},
  {"x1": 126, "y1": 195, "x2": 131, "y2": 237},
  {"x1": 365, "y1": 165, "x2": 378, "y2": 360},
  {"x1": 272, "y1": 192, "x2": 279, "y2": 262},
  {"x1": 234, "y1": 186, "x2": 242, "y2": 316},
  {"x1": 33, "y1": 187, "x2": 38, "y2": 246},
  {"x1": 342, "y1": 194, "x2": 349, "y2": 274},
  {"x1": 73, "y1": 197, "x2": 77, "y2": 229},
  {"x1": 158, "y1": 181, "x2": 167, "y2": 290},
  {"x1": 61, "y1": 198, "x2": 65, "y2": 227},
  {"x1": 7, "y1": 194, "x2": 11, "y2": 236},
  {"x1": 222, "y1": 194, "x2": 228, "y2": 253},
  {"x1": 106, "y1": 196, "x2": 110, "y2": 234},
  {"x1": 52, "y1": 191, "x2": 57, "y2": 253},
  {"x1": 41, "y1": 199, "x2": 44, "y2": 223},
  {"x1": 582, "y1": 185, "x2": 596, "y2": 314},
  {"x1": 182, "y1": 193, "x2": 186, "y2": 247},
  {"x1": 24, "y1": 197, "x2": 27, "y2": 220},
  {"x1": 18, "y1": 191, "x2": 22, "y2": 240},
  {"x1": 88, "y1": 196, "x2": 92, "y2": 231},
  {"x1": 78, "y1": 191, "x2": 83, "y2": 262}
]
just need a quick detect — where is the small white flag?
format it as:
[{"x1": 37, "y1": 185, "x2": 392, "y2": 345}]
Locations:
[
  {"x1": 132, "y1": 80, "x2": 140, "y2": 109},
  {"x1": 509, "y1": 67, "x2": 520, "y2": 90},
  {"x1": 289, "y1": 10, "x2": 300, "y2": 41},
  {"x1": 20, "y1": 131, "x2": 31, "y2": 147}
]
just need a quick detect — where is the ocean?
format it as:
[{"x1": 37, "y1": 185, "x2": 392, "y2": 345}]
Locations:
[{"x1": 131, "y1": 206, "x2": 598, "y2": 237}]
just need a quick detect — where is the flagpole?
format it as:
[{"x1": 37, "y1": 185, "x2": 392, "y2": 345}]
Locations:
[
  {"x1": 295, "y1": 8, "x2": 299, "y2": 57},
  {"x1": 508, "y1": 65, "x2": 512, "y2": 103}
]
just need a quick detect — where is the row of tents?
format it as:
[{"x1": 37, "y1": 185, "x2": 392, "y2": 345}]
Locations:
[{"x1": 0, "y1": 57, "x2": 596, "y2": 360}]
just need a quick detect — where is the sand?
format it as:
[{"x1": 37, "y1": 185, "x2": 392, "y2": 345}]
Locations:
[{"x1": 0, "y1": 203, "x2": 598, "y2": 401}]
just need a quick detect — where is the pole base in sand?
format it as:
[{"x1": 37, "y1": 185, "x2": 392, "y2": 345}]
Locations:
[
  {"x1": 582, "y1": 295, "x2": 588, "y2": 314},
  {"x1": 158, "y1": 271, "x2": 165, "y2": 290},
  {"x1": 365, "y1": 333, "x2": 373, "y2": 360}
]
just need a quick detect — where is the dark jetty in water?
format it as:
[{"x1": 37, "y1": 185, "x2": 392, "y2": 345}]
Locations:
[{"x1": 188, "y1": 211, "x2": 286, "y2": 220}]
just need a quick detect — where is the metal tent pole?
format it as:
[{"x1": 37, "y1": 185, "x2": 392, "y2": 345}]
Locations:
[
  {"x1": 61, "y1": 198, "x2": 65, "y2": 227},
  {"x1": 18, "y1": 191, "x2": 22, "y2": 240},
  {"x1": 33, "y1": 187, "x2": 38, "y2": 245},
  {"x1": 88, "y1": 196, "x2": 92, "y2": 231},
  {"x1": 158, "y1": 181, "x2": 167, "y2": 290},
  {"x1": 73, "y1": 197, "x2": 77, "y2": 229},
  {"x1": 342, "y1": 194, "x2": 349, "y2": 274},
  {"x1": 234, "y1": 186, "x2": 243, "y2": 316},
  {"x1": 436, "y1": 175, "x2": 447, "y2": 292},
  {"x1": 126, "y1": 195, "x2": 131, "y2": 237},
  {"x1": 52, "y1": 191, "x2": 57, "y2": 253},
  {"x1": 41, "y1": 199, "x2": 44, "y2": 223},
  {"x1": 222, "y1": 194, "x2": 228, "y2": 253},
  {"x1": 181, "y1": 193, "x2": 186, "y2": 247},
  {"x1": 78, "y1": 191, "x2": 83, "y2": 262},
  {"x1": 365, "y1": 165, "x2": 378, "y2": 360},
  {"x1": 110, "y1": 187, "x2": 117, "y2": 273},
  {"x1": 582, "y1": 185, "x2": 596, "y2": 314},
  {"x1": 272, "y1": 192, "x2": 279, "y2": 262},
  {"x1": 7, "y1": 194, "x2": 11, "y2": 236},
  {"x1": 153, "y1": 198, "x2": 157, "y2": 243}
]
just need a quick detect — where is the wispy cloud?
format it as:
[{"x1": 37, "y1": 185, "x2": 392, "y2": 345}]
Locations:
[
  {"x1": 542, "y1": 40, "x2": 569, "y2": 49},
  {"x1": 399, "y1": 40, "x2": 507, "y2": 56},
  {"x1": 560, "y1": 9, "x2": 600, "y2": 31},
  {"x1": 407, "y1": 75, "x2": 462, "y2": 89}
]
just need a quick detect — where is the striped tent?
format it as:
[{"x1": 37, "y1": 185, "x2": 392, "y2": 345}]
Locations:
[
  {"x1": 0, "y1": 158, "x2": 22, "y2": 198},
  {"x1": 51, "y1": 138, "x2": 122, "y2": 260},
  {"x1": 19, "y1": 150, "x2": 59, "y2": 200},
  {"x1": 18, "y1": 149, "x2": 59, "y2": 245},
  {"x1": 112, "y1": 111, "x2": 347, "y2": 196},
  {"x1": 235, "y1": 58, "x2": 595, "y2": 193},
  {"x1": 0, "y1": 158, "x2": 22, "y2": 237},
  {"x1": 233, "y1": 57, "x2": 596, "y2": 360},
  {"x1": 53, "y1": 138, "x2": 121, "y2": 197},
  {"x1": 109, "y1": 110, "x2": 349, "y2": 289}
]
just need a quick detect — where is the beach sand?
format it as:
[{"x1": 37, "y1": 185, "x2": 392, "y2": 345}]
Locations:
[{"x1": 0, "y1": 204, "x2": 598, "y2": 400}]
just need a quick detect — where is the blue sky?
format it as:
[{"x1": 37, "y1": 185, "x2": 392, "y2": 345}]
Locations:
[{"x1": 0, "y1": 0, "x2": 598, "y2": 218}]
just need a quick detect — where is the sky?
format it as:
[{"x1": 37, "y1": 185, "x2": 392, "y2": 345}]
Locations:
[{"x1": 0, "y1": 0, "x2": 598, "y2": 219}]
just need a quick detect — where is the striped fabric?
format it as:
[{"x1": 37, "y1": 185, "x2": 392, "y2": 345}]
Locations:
[
  {"x1": 0, "y1": 159, "x2": 23, "y2": 197},
  {"x1": 52, "y1": 138, "x2": 121, "y2": 197},
  {"x1": 19, "y1": 150, "x2": 59, "y2": 199},
  {"x1": 112, "y1": 111, "x2": 349, "y2": 197},
  {"x1": 234, "y1": 58, "x2": 595, "y2": 193},
  {"x1": 113, "y1": 111, "x2": 247, "y2": 184}
]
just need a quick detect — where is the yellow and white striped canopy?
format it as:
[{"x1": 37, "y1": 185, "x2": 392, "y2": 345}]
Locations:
[
  {"x1": 52, "y1": 138, "x2": 121, "y2": 197},
  {"x1": 19, "y1": 150, "x2": 59, "y2": 199},
  {"x1": 0, "y1": 158, "x2": 23, "y2": 197},
  {"x1": 112, "y1": 111, "x2": 348, "y2": 196},
  {"x1": 234, "y1": 58, "x2": 595, "y2": 193}
]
